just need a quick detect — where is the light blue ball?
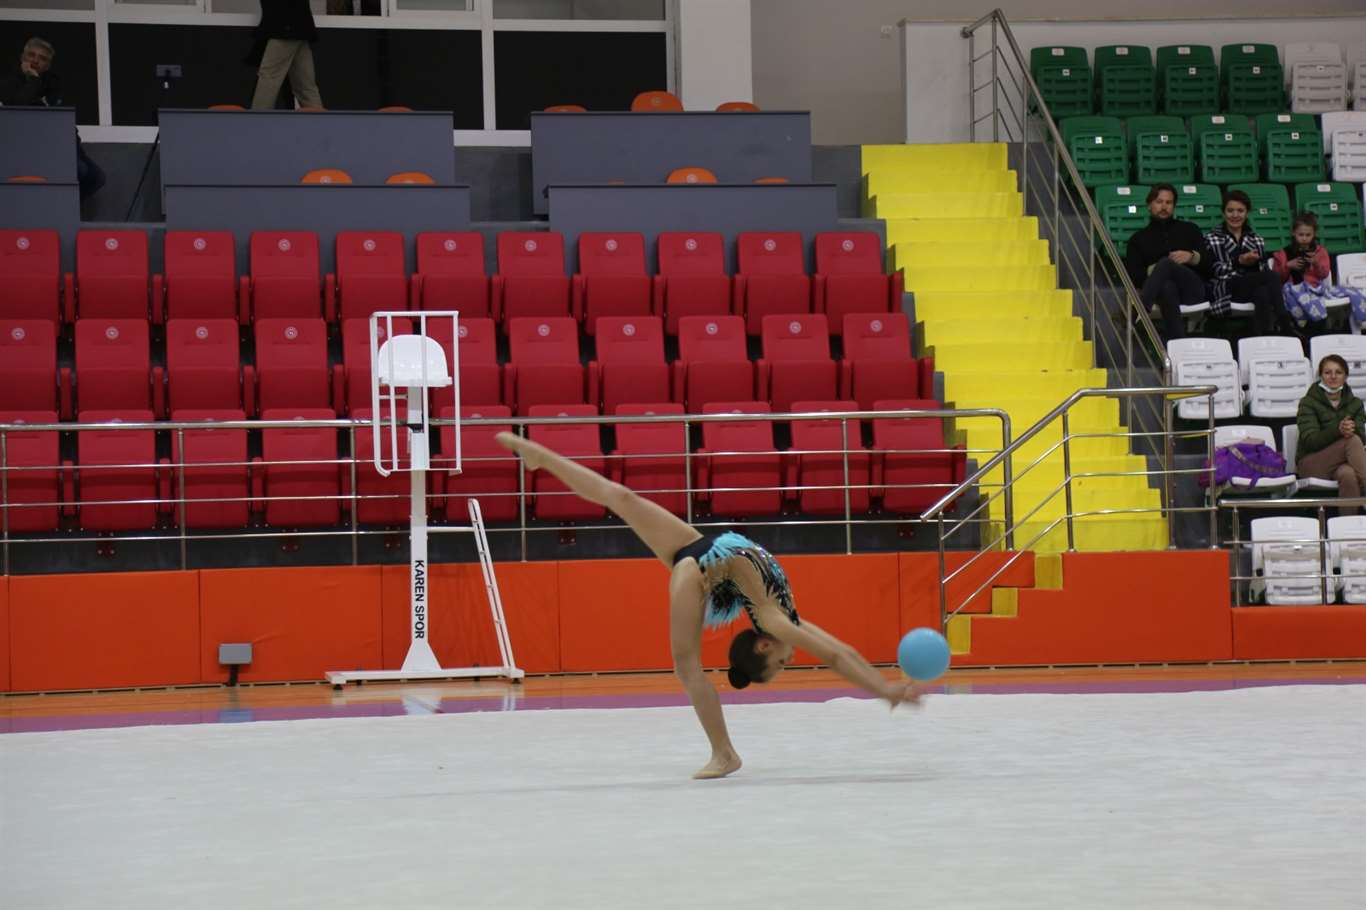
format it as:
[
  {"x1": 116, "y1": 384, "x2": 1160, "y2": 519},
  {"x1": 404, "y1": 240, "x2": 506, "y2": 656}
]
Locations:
[{"x1": 897, "y1": 627, "x2": 950, "y2": 681}]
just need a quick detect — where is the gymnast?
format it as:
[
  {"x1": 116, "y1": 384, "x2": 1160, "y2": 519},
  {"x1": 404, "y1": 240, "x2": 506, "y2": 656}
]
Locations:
[{"x1": 495, "y1": 432, "x2": 929, "y2": 780}]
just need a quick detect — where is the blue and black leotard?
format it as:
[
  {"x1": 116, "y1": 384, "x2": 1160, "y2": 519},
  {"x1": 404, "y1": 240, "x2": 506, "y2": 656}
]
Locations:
[{"x1": 671, "y1": 531, "x2": 799, "y2": 632}]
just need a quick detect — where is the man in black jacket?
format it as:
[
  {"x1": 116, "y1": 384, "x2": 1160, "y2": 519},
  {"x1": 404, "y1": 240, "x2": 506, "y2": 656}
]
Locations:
[
  {"x1": 249, "y1": 0, "x2": 323, "y2": 111},
  {"x1": 0, "y1": 37, "x2": 105, "y2": 198},
  {"x1": 1123, "y1": 183, "x2": 1212, "y2": 340}
]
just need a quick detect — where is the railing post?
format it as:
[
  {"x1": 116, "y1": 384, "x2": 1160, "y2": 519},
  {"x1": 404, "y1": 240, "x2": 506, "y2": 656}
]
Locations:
[
  {"x1": 1001, "y1": 412, "x2": 1014, "y2": 549},
  {"x1": 349, "y1": 424, "x2": 359, "y2": 566},
  {"x1": 1207, "y1": 401, "x2": 1218, "y2": 549},
  {"x1": 1061, "y1": 410, "x2": 1076, "y2": 551},
  {"x1": 967, "y1": 30, "x2": 976, "y2": 141},
  {"x1": 1231, "y1": 503, "x2": 1242, "y2": 606},
  {"x1": 937, "y1": 512, "x2": 949, "y2": 634},
  {"x1": 517, "y1": 423, "x2": 528, "y2": 562},
  {"x1": 1, "y1": 428, "x2": 8, "y2": 577},
  {"x1": 1318, "y1": 505, "x2": 1330, "y2": 606},
  {"x1": 841, "y1": 416, "x2": 853, "y2": 556},
  {"x1": 684, "y1": 415, "x2": 694, "y2": 525},
  {"x1": 990, "y1": 17, "x2": 999, "y2": 141},
  {"x1": 1164, "y1": 397, "x2": 1177, "y2": 549},
  {"x1": 177, "y1": 427, "x2": 187, "y2": 571}
]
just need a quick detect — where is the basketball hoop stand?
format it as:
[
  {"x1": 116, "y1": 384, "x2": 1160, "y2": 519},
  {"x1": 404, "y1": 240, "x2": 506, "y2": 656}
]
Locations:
[{"x1": 326, "y1": 311, "x2": 524, "y2": 688}]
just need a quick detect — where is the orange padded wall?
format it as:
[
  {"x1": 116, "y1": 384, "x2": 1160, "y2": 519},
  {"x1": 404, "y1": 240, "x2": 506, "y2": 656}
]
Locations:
[
  {"x1": 898, "y1": 551, "x2": 1037, "y2": 632},
  {"x1": 1232, "y1": 606, "x2": 1366, "y2": 659},
  {"x1": 380, "y1": 562, "x2": 561, "y2": 674},
  {"x1": 0, "y1": 580, "x2": 9, "y2": 691},
  {"x1": 960, "y1": 551, "x2": 1233, "y2": 665},
  {"x1": 199, "y1": 566, "x2": 383, "y2": 684},
  {"x1": 9, "y1": 571, "x2": 201, "y2": 691}
]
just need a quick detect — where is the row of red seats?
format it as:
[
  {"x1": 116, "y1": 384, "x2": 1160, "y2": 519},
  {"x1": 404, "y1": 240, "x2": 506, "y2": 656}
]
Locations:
[
  {"x1": 0, "y1": 228, "x2": 901, "y2": 336},
  {"x1": 0, "y1": 312, "x2": 931, "y2": 420},
  {"x1": 0, "y1": 400, "x2": 963, "y2": 534}
]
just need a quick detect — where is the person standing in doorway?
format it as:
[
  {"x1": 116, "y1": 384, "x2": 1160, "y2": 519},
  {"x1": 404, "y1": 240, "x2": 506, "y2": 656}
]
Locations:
[{"x1": 249, "y1": 0, "x2": 323, "y2": 111}]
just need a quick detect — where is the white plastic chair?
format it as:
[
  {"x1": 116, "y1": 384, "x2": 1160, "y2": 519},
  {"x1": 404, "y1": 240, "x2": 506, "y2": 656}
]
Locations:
[
  {"x1": 1292, "y1": 62, "x2": 1348, "y2": 114},
  {"x1": 1285, "y1": 42, "x2": 1344, "y2": 84},
  {"x1": 1310, "y1": 334, "x2": 1366, "y2": 379},
  {"x1": 1214, "y1": 425, "x2": 1298, "y2": 496},
  {"x1": 1250, "y1": 515, "x2": 1328, "y2": 605},
  {"x1": 1237, "y1": 336, "x2": 1311, "y2": 419},
  {"x1": 1331, "y1": 131, "x2": 1366, "y2": 182},
  {"x1": 1283, "y1": 423, "x2": 1340, "y2": 494},
  {"x1": 1169, "y1": 338, "x2": 1242, "y2": 420},
  {"x1": 1321, "y1": 111, "x2": 1366, "y2": 154},
  {"x1": 1328, "y1": 516, "x2": 1366, "y2": 603}
]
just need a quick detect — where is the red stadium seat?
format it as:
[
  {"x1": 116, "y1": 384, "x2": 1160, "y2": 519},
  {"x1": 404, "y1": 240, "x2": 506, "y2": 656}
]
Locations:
[
  {"x1": 413, "y1": 232, "x2": 492, "y2": 319},
  {"x1": 0, "y1": 229, "x2": 65, "y2": 324},
  {"x1": 74, "y1": 230, "x2": 151, "y2": 322},
  {"x1": 612, "y1": 402, "x2": 689, "y2": 517},
  {"x1": 156, "y1": 231, "x2": 244, "y2": 323},
  {"x1": 0, "y1": 320, "x2": 69, "y2": 416},
  {"x1": 784, "y1": 400, "x2": 871, "y2": 514},
  {"x1": 695, "y1": 401, "x2": 781, "y2": 517},
  {"x1": 653, "y1": 232, "x2": 731, "y2": 335},
  {"x1": 839, "y1": 313, "x2": 928, "y2": 410},
  {"x1": 814, "y1": 231, "x2": 900, "y2": 335},
  {"x1": 333, "y1": 231, "x2": 408, "y2": 321},
  {"x1": 0, "y1": 410, "x2": 64, "y2": 532},
  {"x1": 734, "y1": 231, "x2": 810, "y2": 334},
  {"x1": 348, "y1": 408, "x2": 414, "y2": 526},
  {"x1": 672, "y1": 315, "x2": 754, "y2": 412},
  {"x1": 169, "y1": 409, "x2": 250, "y2": 529},
  {"x1": 526, "y1": 404, "x2": 605, "y2": 520},
  {"x1": 75, "y1": 319, "x2": 163, "y2": 416},
  {"x1": 572, "y1": 232, "x2": 652, "y2": 335},
  {"x1": 257, "y1": 408, "x2": 341, "y2": 528},
  {"x1": 247, "y1": 231, "x2": 327, "y2": 322},
  {"x1": 502, "y1": 316, "x2": 585, "y2": 415},
  {"x1": 494, "y1": 232, "x2": 571, "y2": 323},
  {"x1": 248, "y1": 318, "x2": 332, "y2": 416},
  {"x1": 587, "y1": 315, "x2": 670, "y2": 414},
  {"x1": 426, "y1": 316, "x2": 501, "y2": 413},
  {"x1": 436, "y1": 404, "x2": 520, "y2": 523},
  {"x1": 332, "y1": 317, "x2": 412, "y2": 417},
  {"x1": 756, "y1": 313, "x2": 837, "y2": 413},
  {"x1": 75, "y1": 409, "x2": 163, "y2": 531},
  {"x1": 165, "y1": 319, "x2": 242, "y2": 413},
  {"x1": 872, "y1": 399, "x2": 966, "y2": 514}
]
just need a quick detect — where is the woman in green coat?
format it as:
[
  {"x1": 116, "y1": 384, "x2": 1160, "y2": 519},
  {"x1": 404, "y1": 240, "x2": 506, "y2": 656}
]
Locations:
[{"x1": 1296, "y1": 354, "x2": 1366, "y2": 514}]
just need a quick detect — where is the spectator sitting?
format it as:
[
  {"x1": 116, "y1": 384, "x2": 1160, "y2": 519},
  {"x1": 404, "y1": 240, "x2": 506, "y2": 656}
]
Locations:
[
  {"x1": 1296, "y1": 354, "x2": 1366, "y2": 515},
  {"x1": 1203, "y1": 189, "x2": 1283, "y2": 337},
  {"x1": 1272, "y1": 212, "x2": 1366, "y2": 332},
  {"x1": 1123, "y1": 183, "x2": 1211, "y2": 341},
  {"x1": 0, "y1": 36, "x2": 105, "y2": 198}
]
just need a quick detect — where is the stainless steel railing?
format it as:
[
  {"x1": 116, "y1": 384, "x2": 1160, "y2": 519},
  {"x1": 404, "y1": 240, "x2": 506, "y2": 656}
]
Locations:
[
  {"x1": 920, "y1": 385, "x2": 1218, "y2": 631},
  {"x1": 0, "y1": 406, "x2": 1012, "y2": 574}
]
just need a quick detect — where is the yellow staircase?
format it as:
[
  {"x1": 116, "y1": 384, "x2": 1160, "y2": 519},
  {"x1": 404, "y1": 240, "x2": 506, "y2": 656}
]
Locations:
[{"x1": 862, "y1": 143, "x2": 1167, "y2": 553}]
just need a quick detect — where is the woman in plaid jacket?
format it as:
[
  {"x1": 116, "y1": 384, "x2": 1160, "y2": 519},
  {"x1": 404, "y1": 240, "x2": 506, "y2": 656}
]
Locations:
[{"x1": 1203, "y1": 189, "x2": 1285, "y2": 336}]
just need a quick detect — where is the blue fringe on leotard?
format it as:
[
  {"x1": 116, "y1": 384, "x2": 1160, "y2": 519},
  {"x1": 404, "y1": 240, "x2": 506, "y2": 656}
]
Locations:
[{"x1": 695, "y1": 531, "x2": 798, "y2": 631}]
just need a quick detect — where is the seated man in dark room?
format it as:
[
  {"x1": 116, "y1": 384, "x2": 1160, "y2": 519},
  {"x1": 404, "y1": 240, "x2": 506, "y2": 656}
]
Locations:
[{"x1": 0, "y1": 36, "x2": 106, "y2": 198}]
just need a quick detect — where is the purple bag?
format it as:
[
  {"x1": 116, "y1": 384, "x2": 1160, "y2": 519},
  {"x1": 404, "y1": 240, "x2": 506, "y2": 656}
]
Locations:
[{"x1": 1198, "y1": 441, "x2": 1289, "y2": 487}]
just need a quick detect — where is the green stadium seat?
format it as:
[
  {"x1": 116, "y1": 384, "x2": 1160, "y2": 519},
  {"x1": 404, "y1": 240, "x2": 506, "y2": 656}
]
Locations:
[
  {"x1": 1157, "y1": 45, "x2": 1219, "y2": 116},
  {"x1": 1254, "y1": 112, "x2": 1317, "y2": 153},
  {"x1": 1174, "y1": 183, "x2": 1224, "y2": 232},
  {"x1": 1221, "y1": 44, "x2": 1284, "y2": 114},
  {"x1": 1094, "y1": 45, "x2": 1156, "y2": 117},
  {"x1": 1031, "y1": 46, "x2": 1092, "y2": 118},
  {"x1": 1134, "y1": 129, "x2": 1194, "y2": 183},
  {"x1": 1095, "y1": 183, "x2": 1152, "y2": 256},
  {"x1": 1295, "y1": 182, "x2": 1366, "y2": 254},
  {"x1": 1229, "y1": 182, "x2": 1293, "y2": 250},
  {"x1": 1061, "y1": 116, "x2": 1129, "y2": 187},
  {"x1": 1265, "y1": 128, "x2": 1326, "y2": 182},
  {"x1": 1198, "y1": 130, "x2": 1259, "y2": 184}
]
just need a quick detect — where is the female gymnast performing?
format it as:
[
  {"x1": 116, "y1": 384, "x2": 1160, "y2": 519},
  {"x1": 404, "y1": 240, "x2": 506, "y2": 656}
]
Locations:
[{"x1": 495, "y1": 432, "x2": 930, "y2": 780}]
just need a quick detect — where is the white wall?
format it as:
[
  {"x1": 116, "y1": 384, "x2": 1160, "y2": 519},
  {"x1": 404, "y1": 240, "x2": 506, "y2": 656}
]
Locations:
[
  {"x1": 752, "y1": 0, "x2": 1366, "y2": 144},
  {"x1": 676, "y1": 0, "x2": 753, "y2": 109},
  {"x1": 903, "y1": 17, "x2": 1366, "y2": 145}
]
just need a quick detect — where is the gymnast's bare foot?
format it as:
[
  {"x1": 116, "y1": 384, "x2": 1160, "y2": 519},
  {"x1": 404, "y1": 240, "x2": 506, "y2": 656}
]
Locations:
[
  {"x1": 693, "y1": 750, "x2": 742, "y2": 780},
  {"x1": 494, "y1": 432, "x2": 545, "y2": 471}
]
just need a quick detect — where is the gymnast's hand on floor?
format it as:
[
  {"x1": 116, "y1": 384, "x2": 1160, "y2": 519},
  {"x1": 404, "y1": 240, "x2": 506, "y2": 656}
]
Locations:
[{"x1": 884, "y1": 680, "x2": 932, "y2": 711}]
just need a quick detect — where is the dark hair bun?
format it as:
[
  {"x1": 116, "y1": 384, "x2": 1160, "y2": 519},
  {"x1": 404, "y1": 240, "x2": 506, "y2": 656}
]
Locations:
[{"x1": 727, "y1": 665, "x2": 751, "y2": 689}]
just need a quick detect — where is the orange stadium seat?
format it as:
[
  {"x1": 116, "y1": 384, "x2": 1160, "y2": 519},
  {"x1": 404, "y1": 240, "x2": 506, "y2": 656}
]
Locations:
[{"x1": 631, "y1": 90, "x2": 683, "y2": 112}]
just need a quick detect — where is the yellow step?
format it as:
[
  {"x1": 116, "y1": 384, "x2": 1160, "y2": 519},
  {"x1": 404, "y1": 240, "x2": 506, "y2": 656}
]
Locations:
[
  {"x1": 904, "y1": 264, "x2": 1056, "y2": 293},
  {"x1": 1014, "y1": 513, "x2": 1169, "y2": 554},
  {"x1": 912, "y1": 290, "x2": 1074, "y2": 322},
  {"x1": 862, "y1": 142, "x2": 1009, "y2": 174},
  {"x1": 871, "y1": 192, "x2": 1023, "y2": 219},
  {"x1": 893, "y1": 239, "x2": 1052, "y2": 270},
  {"x1": 944, "y1": 369, "x2": 1108, "y2": 402},
  {"x1": 930, "y1": 340, "x2": 1093, "y2": 373},
  {"x1": 865, "y1": 170, "x2": 1018, "y2": 198},
  {"x1": 885, "y1": 217, "x2": 1039, "y2": 247},
  {"x1": 924, "y1": 316, "x2": 1084, "y2": 345}
]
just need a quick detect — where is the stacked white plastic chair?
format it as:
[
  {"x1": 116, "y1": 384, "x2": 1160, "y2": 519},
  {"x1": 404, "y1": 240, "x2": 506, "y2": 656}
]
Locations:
[
  {"x1": 1237, "y1": 336, "x2": 1312, "y2": 419},
  {"x1": 1331, "y1": 131, "x2": 1366, "y2": 182},
  {"x1": 1214, "y1": 424, "x2": 1297, "y2": 496},
  {"x1": 1168, "y1": 338, "x2": 1242, "y2": 419},
  {"x1": 1329, "y1": 516, "x2": 1366, "y2": 604},
  {"x1": 1286, "y1": 43, "x2": 1347, "y2": 113},
  {"x1": 1282, "y1": 423, "x2": 1340, "y2": 494},
  {"x1": 1310, "y1": 333, "x2": 1366, "y2": 376},
  {"x1": 1250, "y1": 516, "x2": 1327, "y2": 605},
  {"x1": 1321, "y1": 111, "x2": 1366, "y2": 153}
]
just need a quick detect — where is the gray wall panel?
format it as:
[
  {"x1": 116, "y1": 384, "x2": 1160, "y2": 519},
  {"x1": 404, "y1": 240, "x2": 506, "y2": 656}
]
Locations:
[
  {"x1": 530, "y1": 111, "x2": 812, "y2": 216},
  {"x1": 0, "y1": 108, "x2": 78, "y2": 185},
  {"x1": 163, "y1": 184, "x2": 471, "y2": 273},
  {"x1": 0, "y1": 182, "x2": 81, "y2": 271}
]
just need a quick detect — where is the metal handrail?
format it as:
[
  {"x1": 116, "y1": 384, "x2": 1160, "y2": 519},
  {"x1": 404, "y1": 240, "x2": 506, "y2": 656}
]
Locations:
[{"x1": 961, "y1": 9, "x2": 1170, "y2": 390}]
